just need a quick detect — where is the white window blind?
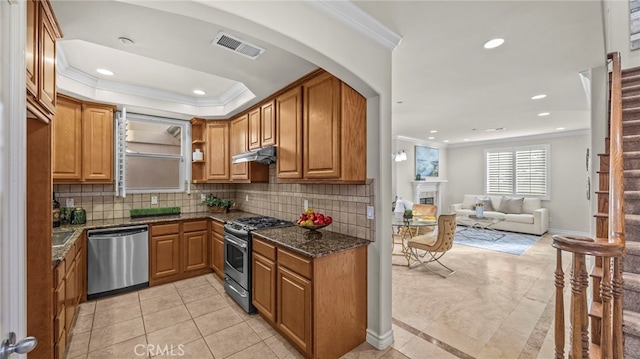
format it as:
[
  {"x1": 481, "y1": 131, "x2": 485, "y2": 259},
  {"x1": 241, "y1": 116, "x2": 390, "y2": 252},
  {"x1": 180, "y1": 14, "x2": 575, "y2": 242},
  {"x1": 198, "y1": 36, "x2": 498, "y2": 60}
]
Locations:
[{"x1": 485, "y1": 144, "x2": 550, "y2": 199}]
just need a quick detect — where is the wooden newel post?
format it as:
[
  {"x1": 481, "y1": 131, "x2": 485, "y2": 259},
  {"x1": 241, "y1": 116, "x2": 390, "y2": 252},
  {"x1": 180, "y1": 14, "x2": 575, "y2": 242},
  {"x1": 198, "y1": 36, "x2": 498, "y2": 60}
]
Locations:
[{"x1": 555, "y1": 249, "x2": 565, "y2": 359}]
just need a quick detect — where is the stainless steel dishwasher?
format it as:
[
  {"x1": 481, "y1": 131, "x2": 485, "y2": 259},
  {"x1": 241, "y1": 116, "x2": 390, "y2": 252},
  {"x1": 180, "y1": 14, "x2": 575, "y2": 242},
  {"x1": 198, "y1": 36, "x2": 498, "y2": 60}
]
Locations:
[{"x1": 87, "y1": 225, "x2": 149, "y2": 300}]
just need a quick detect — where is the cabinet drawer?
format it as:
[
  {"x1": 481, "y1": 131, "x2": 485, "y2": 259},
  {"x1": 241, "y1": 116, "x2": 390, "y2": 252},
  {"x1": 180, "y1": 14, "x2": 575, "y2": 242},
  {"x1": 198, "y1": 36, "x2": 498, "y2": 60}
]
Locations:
[
  {"x1": 54, "y1": 307, "x2": 65, "y2": 342},
  {"x1": 54, "y1": 261, "x2": 65, "y2": 287},
  {"x1": 183, "y1": 220, "x2": 208, "y2": 233},
  {"x1": 253, "y1": 237, "x2": 276, "y2": 261},
  {"x1": 278, "y1": 248, "x2": 312, "y2": 279},
  {"x1": 211, "y1": 220, "x2": 224, "y2": 235},
  {"x1": 151, "y1": 222, "x2": 180, "y2": 236}
]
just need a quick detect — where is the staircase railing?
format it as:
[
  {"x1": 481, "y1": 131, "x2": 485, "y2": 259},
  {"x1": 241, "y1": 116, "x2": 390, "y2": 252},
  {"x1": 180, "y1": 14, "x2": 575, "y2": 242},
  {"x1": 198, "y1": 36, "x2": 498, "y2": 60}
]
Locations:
[{"x1": 552, "y1": 52, "x2": 625, "y2": 358}]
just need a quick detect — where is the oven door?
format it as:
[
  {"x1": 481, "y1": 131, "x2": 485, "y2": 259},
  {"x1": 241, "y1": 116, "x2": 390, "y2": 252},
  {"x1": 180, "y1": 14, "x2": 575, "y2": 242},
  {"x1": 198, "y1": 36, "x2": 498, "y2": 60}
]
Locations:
[{"x1": 223, "y1": 231, "x2": 249, "y2": 289}]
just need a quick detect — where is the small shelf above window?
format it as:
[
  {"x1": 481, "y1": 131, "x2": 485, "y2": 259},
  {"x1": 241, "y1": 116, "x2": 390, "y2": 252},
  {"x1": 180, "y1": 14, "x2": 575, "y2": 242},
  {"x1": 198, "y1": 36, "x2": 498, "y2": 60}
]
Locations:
[{"x1": 192, "y1": 140, "x2": 205, "y2": 144}]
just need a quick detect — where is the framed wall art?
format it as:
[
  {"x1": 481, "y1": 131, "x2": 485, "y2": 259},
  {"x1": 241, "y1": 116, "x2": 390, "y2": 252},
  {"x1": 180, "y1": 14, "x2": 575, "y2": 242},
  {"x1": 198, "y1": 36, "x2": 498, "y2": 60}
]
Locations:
[{"x1": 415, "y1": 145, "x2": 439, "y2": 178}]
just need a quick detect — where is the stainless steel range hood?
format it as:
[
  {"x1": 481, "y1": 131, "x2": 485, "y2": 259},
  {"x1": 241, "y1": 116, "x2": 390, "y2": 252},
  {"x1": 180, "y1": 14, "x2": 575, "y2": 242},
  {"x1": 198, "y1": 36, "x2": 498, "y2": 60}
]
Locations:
[{"x1": 231, "y1": 145, "x2": 276, "y2": 165}]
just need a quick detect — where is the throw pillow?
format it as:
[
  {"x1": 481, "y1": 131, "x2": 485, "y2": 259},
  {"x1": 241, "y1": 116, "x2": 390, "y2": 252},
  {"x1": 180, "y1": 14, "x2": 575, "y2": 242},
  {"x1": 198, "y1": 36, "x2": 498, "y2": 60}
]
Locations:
[
  {"x1": 474, "y1": 196, "x2": 494, "y2": 211},
  {"x1": 498, "y1": 196, "x2": 524, "y2": 214}
]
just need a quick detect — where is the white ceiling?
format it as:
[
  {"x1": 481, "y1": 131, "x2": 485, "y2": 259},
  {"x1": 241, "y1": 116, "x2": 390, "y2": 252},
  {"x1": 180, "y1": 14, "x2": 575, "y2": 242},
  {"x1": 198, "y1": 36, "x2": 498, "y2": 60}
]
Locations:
[{"x1": 51, "y1": 0, "x2": 606, "y2": 144}]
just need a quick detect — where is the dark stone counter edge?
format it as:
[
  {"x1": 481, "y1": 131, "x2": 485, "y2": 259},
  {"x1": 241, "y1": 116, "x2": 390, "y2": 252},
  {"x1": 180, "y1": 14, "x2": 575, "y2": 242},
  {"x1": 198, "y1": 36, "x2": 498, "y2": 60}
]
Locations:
[{"x1": 52, "y1": 210, "x2": 258, "y2": 267}]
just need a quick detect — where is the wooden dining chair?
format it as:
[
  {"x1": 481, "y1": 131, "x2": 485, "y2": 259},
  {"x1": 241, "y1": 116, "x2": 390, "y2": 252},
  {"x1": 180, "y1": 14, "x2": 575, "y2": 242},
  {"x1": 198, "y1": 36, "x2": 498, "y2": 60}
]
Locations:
[{"x1": 407, "y1": 213, "x2": 456, "y2": 278}]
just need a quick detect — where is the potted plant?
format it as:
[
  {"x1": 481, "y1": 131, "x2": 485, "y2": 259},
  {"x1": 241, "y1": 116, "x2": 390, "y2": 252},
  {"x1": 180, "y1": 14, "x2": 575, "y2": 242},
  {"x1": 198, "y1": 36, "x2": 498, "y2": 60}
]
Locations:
[{"x1": 202, "y1": 194, "x2": 234, "y2": 213}]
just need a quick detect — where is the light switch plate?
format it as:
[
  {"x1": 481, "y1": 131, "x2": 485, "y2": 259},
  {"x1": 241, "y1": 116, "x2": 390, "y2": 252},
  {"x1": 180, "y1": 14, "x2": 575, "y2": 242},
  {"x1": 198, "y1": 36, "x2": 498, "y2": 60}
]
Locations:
[
  {"x1": 367, "y1": 205, "x2": 374, "y2": 219},
  {"x1": 304, "y1": 199, "x2": 309, "y2": 210},
  {"x1": 246, "y1": 194, "x2": 249, "y2": 202},
  {"x1": 151, "y1": 196, "x2": 158, "y2": 205},
  {"x1": 66, "y1": 198, "x2": 74, "y2": 208},
  {"x1": 201, "y1": 194, "x2": 206, "y2": 201}
]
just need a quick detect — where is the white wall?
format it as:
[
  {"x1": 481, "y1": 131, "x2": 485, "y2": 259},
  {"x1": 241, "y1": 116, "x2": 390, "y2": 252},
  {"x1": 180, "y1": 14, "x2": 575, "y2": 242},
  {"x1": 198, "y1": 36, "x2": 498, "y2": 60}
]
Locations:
[
  {"x1": 445, "y1": 133, "x2": 590, "y2": 234},
  {"x1": 393, "y1": 137, "x2": 448, "y2": 202},
  {"x1": 606, "y1": 0, "x2": 640, "y2": 68}
]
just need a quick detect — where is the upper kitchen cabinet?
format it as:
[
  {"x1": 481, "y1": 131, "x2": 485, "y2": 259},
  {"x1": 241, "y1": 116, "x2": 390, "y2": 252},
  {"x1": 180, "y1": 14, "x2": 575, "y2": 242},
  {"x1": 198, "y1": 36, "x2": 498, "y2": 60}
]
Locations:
[
  {"x1": 26, "y1": 0, "x2": 62, "y2": 123},
  {"x1": 52, "y1": 95, "x2": 115, "y2": 183},
  {"x1": 276, "y1": 87, "x2": 303, "y2": 180},
  {"x1": 205, "y1": 121, "x2": 230, "y2": 182},
  {"x1": 230, "y1": 114, "x2": 268, "y2": 183},
  {"x1": 277, "y1": 72, "x2": 366, "y2": 183},
  {"x1": 190, "y1": 118, "x2": 207, "y2": 183},
  {"x1": 249, "y1": 100, "x2": 277, "y2": 150}
]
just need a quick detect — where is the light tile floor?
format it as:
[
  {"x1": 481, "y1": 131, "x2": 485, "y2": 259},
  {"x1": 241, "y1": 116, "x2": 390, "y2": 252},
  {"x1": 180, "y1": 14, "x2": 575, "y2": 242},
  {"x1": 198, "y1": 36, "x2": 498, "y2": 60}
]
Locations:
[{"x1": 67, "y1": 233, "x2": 561, "y2": 359}]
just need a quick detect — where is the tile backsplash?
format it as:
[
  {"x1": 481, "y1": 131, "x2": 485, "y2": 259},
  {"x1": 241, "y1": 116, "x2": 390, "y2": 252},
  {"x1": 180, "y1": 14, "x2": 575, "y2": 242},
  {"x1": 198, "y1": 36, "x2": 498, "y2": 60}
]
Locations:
[{"x1": 54, "y1": 166, "x2": 375, "y2": 240}]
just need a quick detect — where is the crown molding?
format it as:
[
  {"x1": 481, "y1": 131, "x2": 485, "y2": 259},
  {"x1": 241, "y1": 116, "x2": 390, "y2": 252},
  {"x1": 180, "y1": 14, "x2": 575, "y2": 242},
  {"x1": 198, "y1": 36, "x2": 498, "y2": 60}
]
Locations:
[
  {"x1": 56, "y1": 46, "x2": 254, "y2": 112},
  {"x1": 446, "y1": 129, "x2": 590, "y2": 148},
  {"x1": 306, "y1": 0, "x2": 401, "y2": 51}
]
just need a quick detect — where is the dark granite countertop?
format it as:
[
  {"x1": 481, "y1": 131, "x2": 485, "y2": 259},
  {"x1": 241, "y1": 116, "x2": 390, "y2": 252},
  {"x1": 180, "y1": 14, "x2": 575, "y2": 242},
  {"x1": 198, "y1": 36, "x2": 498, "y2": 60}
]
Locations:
[
  {"x1": 252, "y1": 226, "x2": 370, "y2": 258},
  {"x1": 52, "y1": 210, "x2": 258, "y2": 267}
]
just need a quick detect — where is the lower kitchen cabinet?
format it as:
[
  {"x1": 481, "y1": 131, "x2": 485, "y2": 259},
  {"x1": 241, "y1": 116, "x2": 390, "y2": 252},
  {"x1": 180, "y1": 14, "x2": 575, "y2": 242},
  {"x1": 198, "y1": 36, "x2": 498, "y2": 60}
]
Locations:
[
  {"x1": 149, "y1": 220, "x2": 211, "y2": 286},
  {"x1": 210, "y1": 219, "x2": 224, "y2": 279},
  {"x1": 252, "y1": 235, "x2": 367, "y2": 359}
]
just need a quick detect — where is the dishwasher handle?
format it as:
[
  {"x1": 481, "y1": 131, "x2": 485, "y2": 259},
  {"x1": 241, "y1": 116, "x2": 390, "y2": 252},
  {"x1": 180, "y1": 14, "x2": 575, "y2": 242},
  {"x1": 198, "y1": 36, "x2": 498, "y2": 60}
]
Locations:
[{"x1": 87, "y1": 225, "x2": 149, "y2": 238}]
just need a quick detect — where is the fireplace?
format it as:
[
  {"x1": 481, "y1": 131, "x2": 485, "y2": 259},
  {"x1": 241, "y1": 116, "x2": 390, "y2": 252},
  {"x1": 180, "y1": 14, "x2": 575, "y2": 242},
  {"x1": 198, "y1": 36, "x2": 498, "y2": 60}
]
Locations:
[{"x1": 411, "y1": 180, "x2": 447, "y2": 215}]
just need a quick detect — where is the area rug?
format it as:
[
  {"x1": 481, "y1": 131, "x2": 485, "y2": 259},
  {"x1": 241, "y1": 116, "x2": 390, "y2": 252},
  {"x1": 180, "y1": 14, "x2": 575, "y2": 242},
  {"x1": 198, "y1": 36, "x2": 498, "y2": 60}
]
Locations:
[{"x1": 453, "y1": 226, "x2": 542, "y2": 255}]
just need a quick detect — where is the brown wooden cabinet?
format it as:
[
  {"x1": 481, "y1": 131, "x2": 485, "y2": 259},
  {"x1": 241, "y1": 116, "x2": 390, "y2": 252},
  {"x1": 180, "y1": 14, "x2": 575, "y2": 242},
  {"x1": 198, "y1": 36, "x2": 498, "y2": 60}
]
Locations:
[
  {"x1": 252, "y1": 235, "x2": 368, "y2": 359},
  {"x1": 150, "y1": 222, "x2": 181, "y2": 283},
  {"x1": 182, "y1": 220, "x2": 209, "y2": 273},
  {"x1": 230, "y1": 114, "x2": 269, "y2": 183},
  {"x1": 210, "y1": 219, "x2": 225, "y2": 278},
  {"x1": 249, "y1": 101, "x2": 277, "y2": 150},
  {"x1": 26, "y1": 0, "x2": 61, "y2": 123},
  {"x1": 52, "y1": 96, "x2": 115, "y2": 183},
  {"x1": 206, "y1": 121, "x2": 230, "y2": 182},
  {"x1": 276, "y1": 87, "x2": 304, "y2": 179},
  {"x1": 277, "y1": 72, "x2": 366, "y2": 184},
  {"x1": 191, "y1": 118, "x2": 207, "y2": 183}
]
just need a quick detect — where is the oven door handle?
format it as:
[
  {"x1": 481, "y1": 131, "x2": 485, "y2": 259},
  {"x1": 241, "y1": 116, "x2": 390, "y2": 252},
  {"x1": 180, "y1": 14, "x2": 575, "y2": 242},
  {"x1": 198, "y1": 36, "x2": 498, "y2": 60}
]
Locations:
[
  {"x1": 225, "y1": 236, "x2": 247, "y2": 249},
  {"x1": 224, "y1": 277, "x2": 248, "y2": 298}
]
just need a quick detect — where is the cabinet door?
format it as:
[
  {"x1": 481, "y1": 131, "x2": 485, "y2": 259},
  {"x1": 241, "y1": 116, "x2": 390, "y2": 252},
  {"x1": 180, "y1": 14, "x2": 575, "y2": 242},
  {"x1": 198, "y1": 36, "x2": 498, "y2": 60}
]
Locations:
[
  {"x1": 248, "y1": 107, "x2": 261, "y2": 150},
  {"x1": 26, "y1": 0, "x2": 38, "y2": 97},
  {"x1": 303, "y1": 73, "x2": 341, "y2": 179},
  {"x1": 82, "y1": 105, "x2": 114, "y2": 182},
  {"x1": 261, "y1": 101, "x2": 276, "y2": 147},
  {"x1": 53, "y1": 96, "x2": 83, "y2": 181},
  {"x1": 210, "y1": 231, "x2": 224, "y2": 278},
  {"x1": 253, "y1": 252, "x2": 276, "y2": 324},
  {"x1": 230, "y1": 114, "x2": 249, "y2": 180},
  {"x1": 183, "y1": 230, "x2": 208, "y2": 273},
  {"x1": 38, "y1": 3, "x2": 57, "y2": 115},
  {"x1": 277, "y1": 266, "x2": 312, "y2": 356},
  {"x1": 205, "y1": 121, "x2": 230, "y2": 181},
  {"x1": 150, "y1": 234, "x2": 180, "y2": 281},
  {"x1": 64, "y1": 258, "x2": 77, "y2": 333},
  {"x1": 276, "y1": 87, "x2": 303, "y2": 179}
]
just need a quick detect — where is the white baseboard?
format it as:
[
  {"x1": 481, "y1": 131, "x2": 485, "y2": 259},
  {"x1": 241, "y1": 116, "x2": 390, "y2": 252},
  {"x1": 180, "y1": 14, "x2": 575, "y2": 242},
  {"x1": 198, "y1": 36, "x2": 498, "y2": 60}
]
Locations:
[
  {"x1": 547, "y1": 228, "x2": 590, "y2": 237},
  {"x1": 366, "y1": 328, "x2": 394, "y2": 350}
]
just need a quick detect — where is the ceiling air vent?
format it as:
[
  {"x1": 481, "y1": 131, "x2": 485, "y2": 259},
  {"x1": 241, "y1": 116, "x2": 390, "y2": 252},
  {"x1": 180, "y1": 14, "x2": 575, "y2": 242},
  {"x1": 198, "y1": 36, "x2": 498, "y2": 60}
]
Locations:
[{"x1": 212, "y1": 31, "x2": 265, "y2": 60}]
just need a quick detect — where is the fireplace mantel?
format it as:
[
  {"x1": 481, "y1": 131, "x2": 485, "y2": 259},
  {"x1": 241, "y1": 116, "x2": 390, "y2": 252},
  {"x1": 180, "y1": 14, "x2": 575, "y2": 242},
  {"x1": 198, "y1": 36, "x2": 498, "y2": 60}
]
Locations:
[{"x1": 411, "y1": 179, "x2": 447, "y2": 215}]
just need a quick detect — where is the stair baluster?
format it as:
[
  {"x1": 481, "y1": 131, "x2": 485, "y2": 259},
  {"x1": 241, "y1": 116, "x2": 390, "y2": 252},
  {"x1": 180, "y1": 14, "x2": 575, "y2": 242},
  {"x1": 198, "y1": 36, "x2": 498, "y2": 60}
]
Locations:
[{"x1": 555, "y1": 249, "x2": 565, "y2": 359}]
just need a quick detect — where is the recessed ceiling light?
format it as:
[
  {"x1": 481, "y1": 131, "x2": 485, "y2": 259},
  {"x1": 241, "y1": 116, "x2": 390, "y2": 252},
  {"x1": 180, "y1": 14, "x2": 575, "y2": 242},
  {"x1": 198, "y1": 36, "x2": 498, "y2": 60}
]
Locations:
[
  {"x1": 483, "y1": 38, "x2": 505, "y2": 49},
  {"x1": 538, "y1": 112, "x2": 550, "y2": 117},
  {"x1": 443, "y1": 140, "x2": 450, "y2": 143},
  {"x1": 118, "y1": 37, "x2": 135, "y2": 46},
  {"x1": 193, "y1": 90, "x2": 206, "y2": 95},
  {"x1": 463, "y1": 139, "x2": 470, "y2": 141},
  {"x1": 485, "y1": 127, "x2": 505, "y2": 132},
  {"x1": 556, "y1": 127, "x2": 565, "y2": 130},
  {"x1": 430, "y1": 130, "x2": 438, "y2": 133},
  {"x1": 428, "y1": 137, "x2": 435, "y2": 140},
  {"x1": 531, "y1": 94, "x2": 547, "y2": 100},
  {"x1": 96, "y1": 68, "x2": 114, "y2": 76},
  {"x1": 397, "y1": 101, "x2": 404, "y2": 104}
]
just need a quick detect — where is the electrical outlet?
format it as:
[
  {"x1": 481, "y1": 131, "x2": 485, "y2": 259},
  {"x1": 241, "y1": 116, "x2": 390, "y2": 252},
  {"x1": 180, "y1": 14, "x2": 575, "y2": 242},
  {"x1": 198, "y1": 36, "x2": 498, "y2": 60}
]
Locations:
[
  {"x1": 201, "y1": 193, "x2": 206, "y2": 201},
  {"x1": 66, "y1": 198, "x2": 74, "y2": 208},
  {"x1": 151, "y1": 196, "x2": 158, "y2": 205},
  {"x1": 246, "y1": 194, "x2": 249, "y2": 202},
  {"x1": 304, "y1": 199, "x2": 309, "y2": 210},
  {"x1": 367, "y1": 205, "x2": 374, "y2": 219}
]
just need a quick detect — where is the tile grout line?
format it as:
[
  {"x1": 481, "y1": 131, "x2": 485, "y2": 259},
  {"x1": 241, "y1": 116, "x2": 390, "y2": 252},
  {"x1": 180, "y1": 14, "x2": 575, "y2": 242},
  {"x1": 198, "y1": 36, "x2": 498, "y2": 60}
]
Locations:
[{"x1": 391, "y1": 317, "x2": 475, "y2": 359}]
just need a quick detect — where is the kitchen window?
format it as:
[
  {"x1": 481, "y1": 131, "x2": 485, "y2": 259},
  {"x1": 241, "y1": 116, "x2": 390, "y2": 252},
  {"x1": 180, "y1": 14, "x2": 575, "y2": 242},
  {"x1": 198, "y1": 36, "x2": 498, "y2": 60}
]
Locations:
[
  {"x1": 115, "y1": 110, "x2": 191, "y2": 196},
  {"x1": 485, "y1": 144, "x2": 550, "y2": 199}
]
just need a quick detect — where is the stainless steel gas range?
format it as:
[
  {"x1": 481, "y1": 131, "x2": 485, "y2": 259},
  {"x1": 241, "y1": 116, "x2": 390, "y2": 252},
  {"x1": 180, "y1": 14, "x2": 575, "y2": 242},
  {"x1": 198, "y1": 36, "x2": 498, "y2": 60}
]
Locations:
[{"x1": 223, "y1": 216, "x2": 293, "y2": 313}]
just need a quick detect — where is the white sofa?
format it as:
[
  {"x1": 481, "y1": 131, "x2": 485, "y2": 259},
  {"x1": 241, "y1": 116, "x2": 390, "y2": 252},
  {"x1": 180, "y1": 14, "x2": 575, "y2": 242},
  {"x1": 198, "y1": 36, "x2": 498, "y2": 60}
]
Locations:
[{"x1": 451, "y1": 194, "x2": 549, "y2": 235}]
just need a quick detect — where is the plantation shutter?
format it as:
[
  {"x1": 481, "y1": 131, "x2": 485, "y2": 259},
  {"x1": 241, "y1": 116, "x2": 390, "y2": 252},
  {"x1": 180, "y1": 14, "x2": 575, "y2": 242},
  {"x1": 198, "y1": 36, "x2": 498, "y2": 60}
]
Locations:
[
  {"x1": 516, "y1": 148, "x2": 548, "y2": 196},
  {"x1": 486, "y1": 151, "x2": 514, "y2": 194}
]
